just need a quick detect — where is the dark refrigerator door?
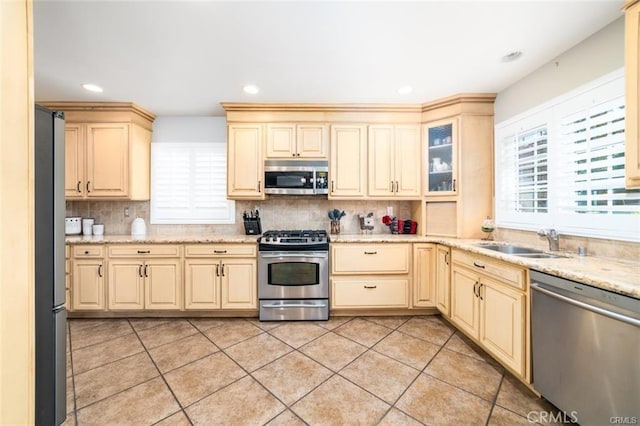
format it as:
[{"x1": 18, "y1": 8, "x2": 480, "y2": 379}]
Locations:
[{"x1": 35, "y1": 105, "x2": 67, "y2": 425}]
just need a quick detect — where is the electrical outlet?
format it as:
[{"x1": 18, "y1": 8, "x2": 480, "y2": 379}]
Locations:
[{"x1": 124, "y1": 207, "x2": 130, "y2": 217}]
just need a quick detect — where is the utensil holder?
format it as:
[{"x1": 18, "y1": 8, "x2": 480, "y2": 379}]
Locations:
[{"x1": 330, "y1": 220, "x2": 340, "y2": 235}]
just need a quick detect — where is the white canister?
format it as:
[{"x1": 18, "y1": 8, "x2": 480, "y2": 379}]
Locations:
[
  {"x1": 92, "y1": 224, "x2": 104, "y2": 236},
  {"x1": 131, "y1": 217, "x2": 147, "y2": 236},
  {"x1": 82, "y1": 218, "x2": 95, "y2": 235}
]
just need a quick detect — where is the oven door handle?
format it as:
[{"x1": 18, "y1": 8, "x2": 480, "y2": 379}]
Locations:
[
  {"x1": 262, "y1": 302, "x2": 328, "y2": 308},
  {"x1": 259, "y1": 253, "x2": 328, "y2": 258}
]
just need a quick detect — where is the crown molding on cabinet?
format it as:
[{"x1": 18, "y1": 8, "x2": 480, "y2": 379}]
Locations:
[{"x1": 37, "y1": 102, "x2": 156, "y2": 129}]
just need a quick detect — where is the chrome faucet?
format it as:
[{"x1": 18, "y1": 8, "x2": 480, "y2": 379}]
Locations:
[{"x1": 537, "y1": 228, "x2": 560, "y2": 251}]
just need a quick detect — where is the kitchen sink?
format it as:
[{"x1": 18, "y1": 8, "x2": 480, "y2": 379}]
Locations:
[{"x1": 474, "y1": 243, "x2": 565, "y2": 258}]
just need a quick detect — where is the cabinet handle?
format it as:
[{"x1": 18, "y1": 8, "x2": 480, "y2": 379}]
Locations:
[
  {"x1": 473, "y1": 261, "x2": 485, "y2": 269},
  {"x1": 452, "y1": 179, "x2": 456, "y2": 191},
  {"x1": 215, "y1": 263, "x2": 220, "y2": 277},
  {"x1": 144, "y1": 264, "x2": 148, "y2": 278},
  {"x1": 98, "y1": 264, "x2": 103, "y2": 277},
  {"x1": 331, "y1": 180, "x2": 335, "y2": 193},
  {"x1": 444, "y1": 252, "x2": 449, "y2": 265},
  {"x1": 479, "y1": 282, "x2": 484, "y2": 300},
  {"x1": 364, "y1": 251, "x2": 377, "y2": 255},
  {"x1": 221, "y1": 263, "x2": 225, "y2": 277},
  {"x1": 473, "y1": 281, "x2": 479, "y2": 298},
  {"x1": 77, "y1": 181, "x2": 82, "y2": 193},
  {"x1": 137, "y1": 250, "x2": 150, "y2": 254},
  {"x1": 395, "y1": 181, "x2": 399, "y2": 193},
  {"x1": 138, "y1": 265, "x2": 143, "y2": 278},
  {"x1": 364, "y1": 285, "x2": 377, "y2": 289},
  {"x1": 258, "y1": 180, "x2": 261, "y2": 192},
  {"x1": 213, "y1": 250, "x2": 227, "y2": 254},
  {"x1": 84, "y1": 250, "x2": 89, "y2": 255},
  {"x1": 292, "y1": 153, "x2": 296, "y2": 157},
  {"x1": 86, "y1": 181, "x2": 91, "y2": 193}
]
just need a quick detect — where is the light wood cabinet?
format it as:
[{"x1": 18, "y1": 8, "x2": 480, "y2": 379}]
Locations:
[
  {"x1": 107, "y1": 244, "x2": 182, "y2": 310},
  {"x1": 412, "y1": 94, "x2": 495, "y2": 238},
  {"x1": 41, "y1": 102, "x2": 155, "y2": 200},
  {"x1": 625, "y1": 0, "x2": 640, "y2": 187},
  {"x1": 368, "y1": 125, "x2": 421, "y2": 198},
  {"x1": 184, "y1": 244, "x2": 257, "y2": 310},
  {"x1": 227, "y1": 124, "x2": 265, "y2": 199},
  {"x1": 450, "y1": 249, "x2": 527, "y2": 378},
  {"x1": 331, "y1": 243, "x2": 410, "y2": 309},
  {"x1": 329, "y1": 125, "x2": 367, "y2": 198},
  {"x1": 412, "y1": 243, "x2": 436, "y2": 308},
  {"x1": 266, "y1": 123, "x2": 328, "y2": 159},
  {"x1": 71, "y1": 245, "x2": 105, "y2": 311},
  {"x1": 435, "y1": 245, "x2": 451, "y2": 316}
]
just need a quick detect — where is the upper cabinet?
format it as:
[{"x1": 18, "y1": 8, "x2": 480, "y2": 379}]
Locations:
[
  {"x1": 330, "y1": 125, "x2": 368, "y2": 198},
  {"x1": 227, "y1": 124, "x2": 265, "y2": 200},
  {"x1": 368, "y1": 125, "x2": 421, "y2": 198},
  {"x1": 266, "y1": 123, "x2": 329, "y2": 159},
  {"x1": 40, "y1": 102, "x2": 155, "y2": 200},
  {"x1": 625, "y1": 0, "x2": 640, "y2": 188},
  {"x1": 424, "y1": 119, "x2": 458, "y2": 196}
]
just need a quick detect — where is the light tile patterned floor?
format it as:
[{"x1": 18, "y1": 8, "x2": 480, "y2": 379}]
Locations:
[{"x1": 63, "y1": 316, "x2": 560, "y2": 425}]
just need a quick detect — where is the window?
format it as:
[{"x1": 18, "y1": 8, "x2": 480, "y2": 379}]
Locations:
[
  {"x1": 150, "y1": 142, "x2": 235, "y2": 224},
  {"x1": 495, "y1": 68, "x2": 640, "y2": 241}
]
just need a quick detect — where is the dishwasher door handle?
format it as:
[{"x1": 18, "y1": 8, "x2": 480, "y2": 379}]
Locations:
[{"x1": 531, "y1": 283, "x2": 640, "y2": 327}]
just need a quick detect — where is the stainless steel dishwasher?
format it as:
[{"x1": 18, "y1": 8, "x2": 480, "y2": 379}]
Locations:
[{"x1": 531, "y1": 270, "x2": 640, "y2": 426}]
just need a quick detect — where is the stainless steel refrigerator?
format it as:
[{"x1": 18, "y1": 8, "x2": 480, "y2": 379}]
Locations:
[{"x1": 35, "y1": 104, "x2": 66, "y2": 425}]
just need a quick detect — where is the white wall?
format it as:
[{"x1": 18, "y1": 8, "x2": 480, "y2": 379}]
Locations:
[
  {"x1": 495, "y1": 16, "x2": 624, "y2": 123},
  {"x1": 152, "y1": 116, "x2": 227, "y2": 143}
]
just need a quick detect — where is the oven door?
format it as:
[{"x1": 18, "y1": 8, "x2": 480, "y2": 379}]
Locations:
[{"x1": 258, "y1": 251, "x2": 328, "y2": 299}]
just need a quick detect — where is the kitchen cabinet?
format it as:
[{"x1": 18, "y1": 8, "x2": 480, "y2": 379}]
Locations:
[
  {"x1": 329, "y1": 125, "x2": 367, "y2": 198},
  {"x1": 435, "y1": 245, "x2": 451, "y2": 316},
  {"x1": 71, "y1": 245, "x2": 105, "y2": 311},
  {"x1": 625, "y1": 0, "x2": 640, "y2": 187},
  {"x1": 107, "y1": 245, "x2": 182, "y2": 310},
  {"x1": 450, "y1": 249, "x2": 527, "y2": 378},
  {"x1": 266, "y1": 123, "x2": 329, "y2": 159},
  {"x1": 331, "y1": 243, "x2": 410, "y2": 309},
  {"x1": 227, "y1": 124, "x2": 265, "y2": 199},
  {"x1": 368, "y1": 125, "x2": 421, "y2": 198},
  {"x1": 411, "y1": 94, "x2": 495, "y2": 238},
  {"x1": 412, "y1": 243, "x2": 436, "y2": 308},
  {"x1": 184, "y1": 244, "x2": 257, "y2": 310},
  {"x1": 41, "y1": 102, "x2": 155, "y2": 200}
]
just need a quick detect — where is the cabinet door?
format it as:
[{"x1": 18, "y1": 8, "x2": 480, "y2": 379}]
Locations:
[
  {"x1": 227, "y1": 124, "x2": 265, "y2": 199},
  {"x1": 64, "y1": 124, "x2": 84, "y2": 198},
  {"x1": 450, "y1": 265, "x2": 480, "y2": 339},
  {"x1": 626, "y1": 1, "x2": 640, "y2": 187},
  {"x1": 394, "y1": 125, "x2": 421, "y2": 197},
  {"x1": 72, "y1": 260, "x2": 105, "y2": 310},
  {"x1": 145, "y1": 260, "x2": 182, "y2": 310},
  {"x1": 86, "y1": 123, "x2": 129, "y2": 197},
  {"x1": 220, "y1": 259, "x2": 256, "y2": 309},
  {"x1": 480, "y1": 276, "x2": 525, "y2": 376},
  {"x1": 184, "y1": 259, "x2": 221, "y2": 310},
  {"x1": 329, "y1": 125, "x2": 367, "y2": 198},
  {"x1": 435, "y1": 245, "x2": 451, "y2": 316},
  {"x1": 412, "y1": 243, "x2": 436, "y2": 308},
  {"x1": 332, "y1": 278, "x2": 409, "y2": 308},
  {"x1": 368, "y1": 125, "x2": 394, "y2": 197},
  {"x1": 266, "y1": 123, "x2": 296, "y2": 158},
  {"x1": 297, "y1": 124, "x2": 328, "y2": 158},
  {"x1": 108, "y1": 260, "x2": 144, "y2": 310},
  {"x1": 424, "y1": 119, "x2": 458, "y2": 196}
]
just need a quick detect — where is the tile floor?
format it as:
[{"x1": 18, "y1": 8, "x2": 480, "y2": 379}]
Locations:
[{"x1": 63, "y1": 315, "x2": 561, "y2": 425}]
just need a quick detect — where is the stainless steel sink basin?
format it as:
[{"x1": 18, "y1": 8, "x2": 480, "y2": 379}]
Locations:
[{"x1": 474, "y1": 244, "x2": 564, "y2": 259}]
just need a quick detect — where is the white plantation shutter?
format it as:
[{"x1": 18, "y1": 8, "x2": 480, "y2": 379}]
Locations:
[{"x1": 151, "y1": 143, "x2": 235, "y2": 224}]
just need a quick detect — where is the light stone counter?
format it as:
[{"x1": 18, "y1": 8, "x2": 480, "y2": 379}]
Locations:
[{"x1": 65, "y1": 234, "x2": 259, "y2": 244}]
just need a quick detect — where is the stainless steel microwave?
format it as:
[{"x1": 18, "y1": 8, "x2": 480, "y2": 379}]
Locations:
[{"x1": 264, "y1": 160, "x2": 329, "y2": 195}]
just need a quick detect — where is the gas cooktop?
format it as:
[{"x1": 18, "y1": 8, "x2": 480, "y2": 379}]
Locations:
[{"x1": 258, "y1": 229, "x2": 329, "y2": 250}]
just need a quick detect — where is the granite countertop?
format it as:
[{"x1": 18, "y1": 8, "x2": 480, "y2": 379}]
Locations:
[{"x1": 66, "y1": 232, "x2": 640, "y2": 299}]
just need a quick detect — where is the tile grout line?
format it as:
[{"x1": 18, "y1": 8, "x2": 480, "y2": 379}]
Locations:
[
  {"x1": 67, "y1": 321, "x2": 79, "y2": 426},
  {"x1": 485, "y1": 373, "x2": 506, "y2": 426}
]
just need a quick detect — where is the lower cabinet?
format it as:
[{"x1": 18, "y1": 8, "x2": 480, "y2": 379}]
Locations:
[
  {"x1": 412, "y1": 243, "x2": 436, "y2": 308},
  {"x1": 184, "y1": 244, "x2": 257, "y2": 310},
  {"x1": 332, "y1": 278, "x2": 408, "y2": 308},
  {"x1": 71, "y1": 245, "x2": 105, "y2": 311},
  {"x1": 435, "y1": 245, "x2": 451, "y2": 316},
  {"x1": 450, "y1": 249, "x2": 527, "y2": 378},
  {"x1": 108, "y1": 259, "x2": 182, "y2": 310}
]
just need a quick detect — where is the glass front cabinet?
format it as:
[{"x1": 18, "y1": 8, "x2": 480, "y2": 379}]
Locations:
[{"x1": 424, "y1": 119, "x2": 458, "y2": 196}]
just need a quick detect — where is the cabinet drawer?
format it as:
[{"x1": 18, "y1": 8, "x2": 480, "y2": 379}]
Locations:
[
  {"x1": 332, "y1": 278, "x2": 409, "y2": 308},
  {"x1": 185, "y1": 244, "x2": 256, "y2": 258},
  {"x1": 452, "y1": 249, "x2": 526, "y2": 290},
  {"x1": 108, "y1": 245, "x2": 182, "y2": 258},
  {"x1": 73, "y1": 245, "x2": 104, "y2": 258},
  {"x1": 332, "y1": 244, "x2": 410, "y2": 274}
]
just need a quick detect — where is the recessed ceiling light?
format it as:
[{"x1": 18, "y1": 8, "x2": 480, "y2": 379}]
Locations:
[
  {"x1": 501, "y1": 51, "x2": 523, "y2": 63},
  {"x1": 81, "y1": 83, "x2": 103, "y2": 93},
  {"x1": 243, "y1": 84, "x2": 259, "y2": 95},
  {"x1": 397, "y1": 85, "x2": 413, "y2": 95}
]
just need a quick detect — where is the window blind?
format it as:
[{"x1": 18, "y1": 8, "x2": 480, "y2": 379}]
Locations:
[{"x1": 151, "y1": 142, "x2": 235, "y2": 224}]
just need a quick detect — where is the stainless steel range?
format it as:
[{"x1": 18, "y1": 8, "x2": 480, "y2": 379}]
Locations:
[{"x1": 258, "y1": 230, "x2": 329, "y2": 321}]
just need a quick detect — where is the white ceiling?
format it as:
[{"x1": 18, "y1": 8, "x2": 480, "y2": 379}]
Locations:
[{"x1": 33, "y1": 0, "x2": 624, "y2": 117}]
